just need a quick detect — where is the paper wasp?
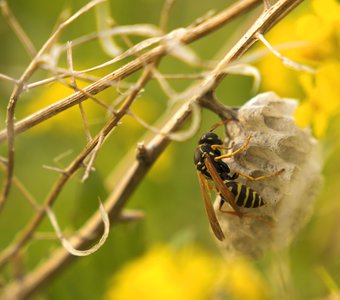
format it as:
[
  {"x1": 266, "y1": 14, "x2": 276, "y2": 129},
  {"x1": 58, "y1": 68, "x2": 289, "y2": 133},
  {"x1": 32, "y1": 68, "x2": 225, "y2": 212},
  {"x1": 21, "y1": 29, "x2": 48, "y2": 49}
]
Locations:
[{"x1": 194, "y1": 123, "x2": 284, "y2": 241}]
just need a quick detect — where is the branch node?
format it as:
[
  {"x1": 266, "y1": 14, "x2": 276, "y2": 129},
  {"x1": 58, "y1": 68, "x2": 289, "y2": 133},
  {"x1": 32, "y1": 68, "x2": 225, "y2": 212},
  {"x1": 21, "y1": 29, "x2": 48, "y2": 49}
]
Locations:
[
  {"x1": 136, "y1": 142, "x2": 152, "y2": 165},
  {"x1": 42, "y1": 165, "x2": 70, "y2": 176}
]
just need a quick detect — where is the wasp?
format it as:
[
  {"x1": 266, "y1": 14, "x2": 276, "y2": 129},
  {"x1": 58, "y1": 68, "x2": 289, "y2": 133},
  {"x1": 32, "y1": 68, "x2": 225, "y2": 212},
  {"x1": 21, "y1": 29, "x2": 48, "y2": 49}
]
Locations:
[{"x1": 194, "y1": 125, "x2": 284, "y2": 241}]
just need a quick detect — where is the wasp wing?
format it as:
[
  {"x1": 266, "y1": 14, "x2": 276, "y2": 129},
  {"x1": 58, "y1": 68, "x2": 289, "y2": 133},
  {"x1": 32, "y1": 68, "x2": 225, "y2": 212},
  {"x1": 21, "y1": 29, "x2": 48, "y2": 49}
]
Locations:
[
  {"x1": 204, "y1": 155, "x2": 241, "y2": 216},
  {"x1": 197, "y1": 171, "x2": 225, "y2": 241}
]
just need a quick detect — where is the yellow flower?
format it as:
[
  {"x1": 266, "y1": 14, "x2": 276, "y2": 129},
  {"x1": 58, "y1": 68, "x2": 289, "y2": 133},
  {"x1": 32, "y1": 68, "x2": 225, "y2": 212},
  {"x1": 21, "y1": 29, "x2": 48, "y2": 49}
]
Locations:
[
  {"x1": 105, "y1": 244, "x2": 268, "y2": 300},
  {"x1": 258, "y1": 0, "x2": 340, "y2": 137},
  {"x1": 24, "y1": 81, "x2": 102, "y2": 135},
  {"x1": 24, "y1": 78, "x2": 162, "y2": 138},
  {"x1": 218, "y1": 258, "x2": 268, "y2": 300},
  {"x1": 258, "y1": 20, "x2": 300, "y2": 96},
  {"x1": 295, "y1": 0, "x2": 340, "y2": 61},
  {"x1": 295, "y1": 62, "x2": 340, "y2": 137},
  {"x1": 105, "y1": 245, "x2": 218, "y2": 300}
]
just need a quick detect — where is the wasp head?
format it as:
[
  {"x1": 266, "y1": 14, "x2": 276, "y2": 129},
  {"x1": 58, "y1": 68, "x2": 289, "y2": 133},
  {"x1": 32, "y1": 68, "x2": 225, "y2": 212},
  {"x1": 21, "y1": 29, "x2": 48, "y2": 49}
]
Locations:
[{"x1": 198, "y1": 132, "x2": 223, "y2": 146}]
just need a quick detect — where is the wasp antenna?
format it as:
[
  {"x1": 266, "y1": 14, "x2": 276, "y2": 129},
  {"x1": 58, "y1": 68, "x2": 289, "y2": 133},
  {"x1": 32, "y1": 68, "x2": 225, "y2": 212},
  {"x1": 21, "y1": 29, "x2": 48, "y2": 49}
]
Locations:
[{"x1": 209, "y1": 118, "x2": 239, "y2": 132}]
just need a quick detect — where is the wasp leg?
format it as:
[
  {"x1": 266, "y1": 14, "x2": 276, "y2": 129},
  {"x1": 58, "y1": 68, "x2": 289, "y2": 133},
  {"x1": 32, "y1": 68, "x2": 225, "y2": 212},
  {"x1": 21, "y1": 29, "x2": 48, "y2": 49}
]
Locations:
[
  {"x1": 236, "y1": 168, "x2": 285, "y2": 182},
  {"x1": 244, "y1": 214, "x2": 274, "y2": 226},
  {"x1": 218, "y1": 199, "x2": 245, "y2": 217},
  {"x1": 211, "y1": 142, "x2": 235, "y2": 151},
  {"x1": 219, "y1": 205, "x2": 273, "y2": 226},
  {"x1": 218, "y1": 206, "x2": 242, "y2": 216},
  {"x1": 214, "y1": 135, "x2": 252, "y2": 161},
  {"x1": 219, "y1": 208, "x2": 242, "y2": 216}
]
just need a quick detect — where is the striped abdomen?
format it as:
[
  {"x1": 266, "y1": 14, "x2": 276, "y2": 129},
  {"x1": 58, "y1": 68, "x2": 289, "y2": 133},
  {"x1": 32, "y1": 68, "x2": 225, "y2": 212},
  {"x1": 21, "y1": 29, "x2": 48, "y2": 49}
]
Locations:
[{"x1": 225, "y1": 181, "x2": 264, "y2": 208}]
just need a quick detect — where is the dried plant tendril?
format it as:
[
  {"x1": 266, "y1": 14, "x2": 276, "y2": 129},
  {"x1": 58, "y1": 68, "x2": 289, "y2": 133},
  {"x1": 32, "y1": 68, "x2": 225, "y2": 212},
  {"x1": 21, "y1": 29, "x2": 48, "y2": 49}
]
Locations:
[{"x1": 215, "y1": 92, "x2": 322, "y2": 258}]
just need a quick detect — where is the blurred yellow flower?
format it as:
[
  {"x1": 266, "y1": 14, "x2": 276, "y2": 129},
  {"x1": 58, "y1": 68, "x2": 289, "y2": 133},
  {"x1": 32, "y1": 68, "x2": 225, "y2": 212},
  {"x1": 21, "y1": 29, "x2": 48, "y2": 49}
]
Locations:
[
  {"x1": 258, "y1": 0, "x2": 340, "y2": 137},
  {"x1": 105, "y1": 245, "x2": 217, "y2": 300},
  {"x1": 24, "y1": 79, "x2": 163, "y2": 139},
  {"x1": 295, "y1": 0, "x2": 340, "y2": 62},
  {"x1": 219, "y1": 258, "x2": 268, "y2": 300},
  {"x1": 105, "y1": 244, "x2": 268, "y2": 300},
  {"x1": 295, "y1": 62, "x2": 340, "y2": 137},
  {"x1": 258, "y1": 20, "x2": 300, "y2": 96},
  {"x1": 24, "y1": 81, "x2": 101, "y2": 135}
]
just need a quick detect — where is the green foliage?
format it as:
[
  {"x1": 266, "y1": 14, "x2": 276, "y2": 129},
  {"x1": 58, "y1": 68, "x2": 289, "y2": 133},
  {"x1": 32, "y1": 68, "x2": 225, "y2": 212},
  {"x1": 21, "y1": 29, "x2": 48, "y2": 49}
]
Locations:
[{"x1": 1, "y1": 0, "x2": 340, "y2": 299}]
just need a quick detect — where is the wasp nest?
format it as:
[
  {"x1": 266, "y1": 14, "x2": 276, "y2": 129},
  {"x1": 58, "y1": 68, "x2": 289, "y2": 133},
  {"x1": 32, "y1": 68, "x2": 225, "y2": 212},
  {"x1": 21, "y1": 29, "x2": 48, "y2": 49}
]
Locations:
[{"x1": 215, "y1": 92, "x2": 323, "y2": 258}]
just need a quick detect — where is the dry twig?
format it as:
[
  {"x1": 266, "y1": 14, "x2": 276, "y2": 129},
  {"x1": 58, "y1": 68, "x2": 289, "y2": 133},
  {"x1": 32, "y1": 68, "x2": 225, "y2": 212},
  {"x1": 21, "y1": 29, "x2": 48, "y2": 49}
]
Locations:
[
  {"x1": 0, "y1": 0, "x2": 305, "y2": 299},
  {"x1": 0, "y1": 0, "x2": 36, "y2": 57},
  {"x1": 0, "y1": 0, "x2": 105, "y2": 211}
]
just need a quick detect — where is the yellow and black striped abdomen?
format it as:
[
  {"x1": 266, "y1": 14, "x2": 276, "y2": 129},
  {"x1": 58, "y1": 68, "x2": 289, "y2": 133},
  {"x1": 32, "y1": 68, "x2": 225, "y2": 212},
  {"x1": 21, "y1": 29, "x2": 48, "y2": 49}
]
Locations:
[{"x1": 225, "y1": 181, "x2": 264, "y2": 208}]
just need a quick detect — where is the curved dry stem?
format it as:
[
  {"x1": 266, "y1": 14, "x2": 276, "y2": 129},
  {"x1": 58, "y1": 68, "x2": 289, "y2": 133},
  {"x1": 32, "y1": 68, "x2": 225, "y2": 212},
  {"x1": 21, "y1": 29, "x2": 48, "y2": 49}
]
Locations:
[
  {"x1": 0, "y1": 0, "x2": 261, "y2": 144},
  {"x1": 0, "y1": 73, "x2": 18, "y2": 84},
  {"x1": 0, "y1": 0, "x2": 106, "y2": 212},
  {"x1": 0, "y1": 1, "x2": 304, "y2": 299},
  {"x1": 95, "y1": 1, "x2": 122, "y2": 56},
  {"x1": 0, "y1": 62, "x2": 157, "y2": 270},
  {"x1": 222, "y1": 64, "x2": 261, "y2": 93},
  {"x1": 167, "y1": 102, "x2": 201, "y2": 141},
  {"x1": 0, "y1": 0, "x2": 262, "y2": 218},
  {"x1": 81, "y1": 134, "x2": 104, "y2": 182},
  {"x1": 0, "y1": 0, "x2": 36, "y2": 57},
  {"x1": 62, "y1": 24, "x2": 162, "y2": 51},
  {"x1": 159, "y1": 0, "x2": 176, "y2": 32},
  {"x1": 45, "y1": 201, "x2": 110, "y2": 256},
  {"x1": 256, "y1": 32, "x2": 316, "y2": 73}
]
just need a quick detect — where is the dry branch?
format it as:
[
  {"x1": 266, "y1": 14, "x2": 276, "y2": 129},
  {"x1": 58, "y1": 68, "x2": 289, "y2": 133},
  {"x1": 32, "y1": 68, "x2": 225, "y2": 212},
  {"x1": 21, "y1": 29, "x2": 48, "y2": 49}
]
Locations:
[
  {"x1": 0, "y1": 0, "x2": 260, "y2": 144},
  {"x1": 0, "y1": 0, "x2": 36, "y2": 57},
  {"x1": 0, "y1": 0, "x2": 106, "y2": 211},
  {"x1": 0, "y1": 62, "x2": 158, "y2": 269},
  {"x1": 0, "y1": 0, "x2": 304, "y2": 299}
]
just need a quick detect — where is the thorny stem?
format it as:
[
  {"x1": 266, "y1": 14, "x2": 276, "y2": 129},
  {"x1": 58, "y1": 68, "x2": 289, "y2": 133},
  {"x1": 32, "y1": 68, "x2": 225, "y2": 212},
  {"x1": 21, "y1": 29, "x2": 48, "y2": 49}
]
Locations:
[
  {"x1": 66, "y1": 42, "x2": 93, "y2": 143},
  {"x1": 205, "y1": 0, "x2": 305, "y2": 90},
  {"x1": 0, "y1": 0, "x2": 259, "y2": 214},
  {"x1": 0, "y1": 0, "x2": 105, "y2": 212},
  {"x1": 1, "y1": 0, "x2": 304, "y2": 299},
  {"x1": 0, "y1": 0, "x2": 260, "y2": 143},
  {"x1": 0, "y1": 62, "x2": 158, "y2": 270},
  {"x1": 0, "y1": 0, "x2": 36, "y2": 57},
  {"x1": 0, "y1": 0, "x2": 261, "y2": 292},
  {"x1": 159, "y1": 0, "x2": 176, "y2": 32}
]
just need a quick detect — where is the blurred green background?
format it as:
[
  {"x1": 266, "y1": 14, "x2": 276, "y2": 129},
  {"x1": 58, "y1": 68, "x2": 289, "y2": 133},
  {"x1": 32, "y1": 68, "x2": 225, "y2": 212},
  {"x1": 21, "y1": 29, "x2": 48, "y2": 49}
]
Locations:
[{"x1": 1, "y1": 0, "x2": 340, "y2": 299}]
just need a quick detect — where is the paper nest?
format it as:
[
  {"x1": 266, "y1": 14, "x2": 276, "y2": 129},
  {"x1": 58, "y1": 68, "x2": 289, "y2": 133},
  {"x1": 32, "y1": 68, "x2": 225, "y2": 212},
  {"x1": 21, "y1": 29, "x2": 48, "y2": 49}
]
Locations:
[{"x1": 215, "y1": 92, "x2": 323, "y2": 258}]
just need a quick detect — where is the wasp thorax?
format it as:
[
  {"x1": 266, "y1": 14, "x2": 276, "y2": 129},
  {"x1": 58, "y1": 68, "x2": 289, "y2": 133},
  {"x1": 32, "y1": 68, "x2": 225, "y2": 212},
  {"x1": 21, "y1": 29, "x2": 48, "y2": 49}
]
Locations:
[{"x1": 215, "y1": 92, "x2": 323, "y2": 258}]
